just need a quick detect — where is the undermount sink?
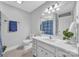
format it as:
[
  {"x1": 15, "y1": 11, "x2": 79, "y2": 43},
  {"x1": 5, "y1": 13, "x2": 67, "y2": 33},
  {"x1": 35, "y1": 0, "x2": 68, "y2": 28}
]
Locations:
[{"x1": 36, "y1": 35, "x2": 50, "y2": 39}]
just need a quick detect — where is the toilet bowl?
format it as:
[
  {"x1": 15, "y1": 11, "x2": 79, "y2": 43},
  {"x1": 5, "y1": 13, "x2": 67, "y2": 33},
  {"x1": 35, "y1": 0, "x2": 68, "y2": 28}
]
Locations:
[
  {"x1": 23, "y1": 39, "x2": 32, "y2": 50},
  {"x1": 23, "y1": 39, "x2": 32, "y2": 45}
]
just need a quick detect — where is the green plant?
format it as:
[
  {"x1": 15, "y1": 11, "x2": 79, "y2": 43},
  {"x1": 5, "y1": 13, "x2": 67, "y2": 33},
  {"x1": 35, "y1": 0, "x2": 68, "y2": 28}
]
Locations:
[
  {"x1": 63, "y1": 28, "x2": 74, "y2": 40},
  {"x1": 2, "y1": 45, "x2": 7, "y2": 52}
]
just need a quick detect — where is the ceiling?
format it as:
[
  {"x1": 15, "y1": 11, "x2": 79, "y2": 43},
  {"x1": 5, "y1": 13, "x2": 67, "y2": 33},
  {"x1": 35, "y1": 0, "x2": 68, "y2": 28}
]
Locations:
[
  {"x1": 3, "y1": 1, "x2": 46, "y2": 12},
  {"x1": 56, "y1": 1, "x2": 75, "y2": 14},
  {"x1": 2, "y1": 1, "x2": 75, "y2": 14}
]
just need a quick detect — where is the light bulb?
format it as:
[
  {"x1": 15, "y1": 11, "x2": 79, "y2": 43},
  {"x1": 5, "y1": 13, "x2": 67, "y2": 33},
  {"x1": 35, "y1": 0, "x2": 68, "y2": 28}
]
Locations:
[
  {"x1": 17, "y1": 0, "x2": 22, "y2": 4},
  {"x1": 52, "y1": 9, "x2": 55, "y2": 12},
  {"x1": 42, "y1": 13, "x2": 45, "y2": 16},
  {"x1": 49, "y1": 6, "x2": 53, "y2": 10},
  {"x1": 44, "y1": 8, "x2": 48, "y2": 13},
  {"x1": 56, "y1": 8, "x2": 60, "y2": 11},
  {"x1": 54, "y1": 3, "x2": 58, "y2": 8},
  {"x1": 48, "y1": 11, "x2": 51, "y2": 14}
]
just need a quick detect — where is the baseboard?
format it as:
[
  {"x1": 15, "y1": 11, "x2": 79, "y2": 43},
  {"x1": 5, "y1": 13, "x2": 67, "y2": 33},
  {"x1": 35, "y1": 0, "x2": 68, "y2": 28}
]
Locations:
[{"x1": 3, "y1": 45, "x2": 20, "y2": 54}]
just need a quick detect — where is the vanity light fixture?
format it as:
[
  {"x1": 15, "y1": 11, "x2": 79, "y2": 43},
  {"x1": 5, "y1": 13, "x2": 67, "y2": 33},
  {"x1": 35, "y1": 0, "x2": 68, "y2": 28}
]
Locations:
[
  {"x1": 42, "y1": 13, "x2": 45, "y2": 16},
  {"x1": 54, "y1": 3, "x2": 59, "y2": 8},
  {"x1": 41, "y1": 2, "x2": 63, "y2": 16},
  {"x1": 49, "y1": 6, "x2": 53, "y2": 10},
  {"x1": 44, "y1": 8, "x2": 49, "y2": 13},
  {"x1": 17, "y1": 0, "x2": 23, "y2": 4},
  {"x1": 48, "y1": 11, "x2": 51, "y2": 14},
  {"x1": 56, "y1": 8, "x2": 60, "y2": 11},
  {"x1": 52, "y1": 9, "x2": 55, "y2": 12}
]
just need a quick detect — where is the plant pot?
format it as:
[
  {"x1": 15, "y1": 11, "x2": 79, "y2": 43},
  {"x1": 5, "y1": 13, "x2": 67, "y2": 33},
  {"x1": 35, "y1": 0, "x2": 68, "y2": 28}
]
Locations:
[
  {"x1": 63, "y1": 40, "x2": 70, "y2": 43},
  {"x1": 63, "y1": 39, "x2": 77, "y2": 47}
]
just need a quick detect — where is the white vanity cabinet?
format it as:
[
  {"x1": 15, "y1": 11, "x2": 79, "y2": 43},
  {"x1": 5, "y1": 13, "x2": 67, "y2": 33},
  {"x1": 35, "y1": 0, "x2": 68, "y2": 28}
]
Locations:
[
  {"x1": 37, "y1": 40, "x2": 56, "y2": 57},
  {"x1": 56, "y1": 47, "x2": 79, "y2": 57},
  {"x1": 37, "y1": 46, "x2": 55, "y2": 57},
  {"x1": 32, "y1": 39, "x2": 37, "y2": 56},
  {"x1": 32, "y1": 37, "x2": 78, "y2": 57},
  {"x1": 56, "y1": 48, "x2": 73, "y2": 57}
]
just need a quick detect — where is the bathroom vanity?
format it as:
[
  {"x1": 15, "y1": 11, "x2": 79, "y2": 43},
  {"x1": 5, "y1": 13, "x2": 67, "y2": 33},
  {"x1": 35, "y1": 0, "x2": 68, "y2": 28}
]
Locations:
[
  {"x1": 32, "y1": 36, "x2": 79, "y2": 57},
  {"x1": 32, "y1": 1, "x2": 79, "y2": 57}
]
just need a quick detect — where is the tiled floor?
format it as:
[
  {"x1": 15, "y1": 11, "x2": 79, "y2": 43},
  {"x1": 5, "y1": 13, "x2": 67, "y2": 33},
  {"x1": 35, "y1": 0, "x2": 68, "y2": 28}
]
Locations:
[{"x1": 3, "y1": 48, "x2": 33, "y2": 57}]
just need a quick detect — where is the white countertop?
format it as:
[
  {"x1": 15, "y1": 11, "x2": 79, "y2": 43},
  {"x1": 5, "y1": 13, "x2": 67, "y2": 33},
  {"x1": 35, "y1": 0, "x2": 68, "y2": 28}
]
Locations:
[{"x1": 32, "y1": 36, "x2": 78, "y2": 55}]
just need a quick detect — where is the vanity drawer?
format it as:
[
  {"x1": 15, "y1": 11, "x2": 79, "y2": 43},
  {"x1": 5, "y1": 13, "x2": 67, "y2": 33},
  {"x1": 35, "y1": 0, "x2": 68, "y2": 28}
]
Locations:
[
  {"x1": 37, "y1": 46, "x2": 55, "y2": 57},
  {"x1": 37, "y1": 40, "x2": 56, "y2": 53},
  {"x1": 32, "y1": 39, "x2": 37, "y2": 48},
  {"x1": 37, "y1": 46, "x2": 45, "y2": 57},
  {"x1": 32, "y1": 43, "x2": 36, "y2": 48},
  {"x1": 56, "y1": 49, "x2": 73, "y2": 57},
  {"x1": 32, "y1": 44, "x2": 36, "y2": 48},
  {"x1": 32, "y1": 49, "x2": 37, "y2": 56},
  {"x1": 32, "y1": 39, "x2": 37, "y2": 56},
  {"x1": 32, "y1": 39, "x2": 37, "y2": 44},
  {"x1": 44, "y1": 48, "x2": 55, "y2": 57}
]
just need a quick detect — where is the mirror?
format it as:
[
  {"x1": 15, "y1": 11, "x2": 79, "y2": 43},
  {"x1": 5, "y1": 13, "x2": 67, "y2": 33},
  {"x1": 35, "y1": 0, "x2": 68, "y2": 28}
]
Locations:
[
  {"x1": 40, "y1": 1, "x2": 76, "y2": 41},
  {"x1": 57, "y1": 12, "x2": 74, "y2": 38},
  {"x1": 57, "y1": 1, "x2": 77, "y2": 46},
  {"x1": 56, "y1": 2, "x2": 76, "y2": 38},
  {"x1": 69, "y1": 21, "x2": 79, "y2": 43},
  {"x1": 40, "y1": 13, "x2": 56, "y2": 35}
]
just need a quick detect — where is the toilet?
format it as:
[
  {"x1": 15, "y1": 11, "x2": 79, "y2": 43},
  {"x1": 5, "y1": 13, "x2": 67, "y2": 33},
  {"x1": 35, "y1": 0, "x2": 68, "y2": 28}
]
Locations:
[{"x1": 23, "y1": 39, "x2": 32, "y2": 50}]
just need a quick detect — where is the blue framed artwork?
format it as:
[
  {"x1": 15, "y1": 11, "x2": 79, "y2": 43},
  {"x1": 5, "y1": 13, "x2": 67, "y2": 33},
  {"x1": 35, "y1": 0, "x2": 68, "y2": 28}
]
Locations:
[{"x1": 9, "y1": 21, "x2": 17, "y2": 32}]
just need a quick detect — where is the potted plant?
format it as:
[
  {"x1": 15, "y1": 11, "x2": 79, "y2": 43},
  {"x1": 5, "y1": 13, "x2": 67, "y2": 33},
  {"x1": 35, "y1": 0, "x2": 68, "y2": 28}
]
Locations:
[{"x1": 63, "y1": 28, "x2": 74, "y2": 42}]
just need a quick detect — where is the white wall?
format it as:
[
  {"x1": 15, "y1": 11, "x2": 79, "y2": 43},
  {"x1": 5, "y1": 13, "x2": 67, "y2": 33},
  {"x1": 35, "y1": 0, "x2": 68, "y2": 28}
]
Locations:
[
  {"x1": 76, "y1": 2, "x2": 79, "y2": 42},
  {"x1": 76, "y1": 2, "x2": 79, "y2": 22},
  {"x1": 0, "y1": 2, "x2": 31, "y2": 48}
]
